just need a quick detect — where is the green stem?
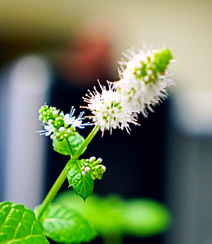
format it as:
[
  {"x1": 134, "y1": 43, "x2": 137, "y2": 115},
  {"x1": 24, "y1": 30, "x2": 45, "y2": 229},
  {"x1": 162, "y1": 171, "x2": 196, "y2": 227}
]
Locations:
[
  {"x1": 36, "y1": 125, "x2": 100, "y2": 221},
  {"x1": 72, "y1": 125, "x2": 100, "y2": 159},
  {"x1": 65, "y1": 137, "x2": 74, "y2": 157},
  {"x1": 36, "y1": 168, "x2": 66, "y2": 221}
]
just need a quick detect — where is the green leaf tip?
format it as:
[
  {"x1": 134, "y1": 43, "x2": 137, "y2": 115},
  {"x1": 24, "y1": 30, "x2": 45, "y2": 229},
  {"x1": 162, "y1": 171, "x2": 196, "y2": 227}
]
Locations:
[
  {"x1": 39, "y1": 203, "x2": 96, "y2": 243},
  {"x1": 53, "y1": 131, "x2": 85, "y2": 156},
  {"x1": 65, "y1": 159, "x2": 94, "y2": 200},
  {"x1": 0, "y1": 201, "x2": 49, "y2": 244}
]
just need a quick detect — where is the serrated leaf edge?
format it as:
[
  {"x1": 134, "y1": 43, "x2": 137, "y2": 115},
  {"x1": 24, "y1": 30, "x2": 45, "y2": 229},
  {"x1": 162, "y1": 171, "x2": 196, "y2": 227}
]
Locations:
[
  {"x1": 65, "y1": 160, "x2": 94, "y2": 200},
  {"x1": 0, "y1": 202, "x2": 49, "y2": 244},
  {"x1": 40, "y1": 204, "x2": 96, "y2": 243}
]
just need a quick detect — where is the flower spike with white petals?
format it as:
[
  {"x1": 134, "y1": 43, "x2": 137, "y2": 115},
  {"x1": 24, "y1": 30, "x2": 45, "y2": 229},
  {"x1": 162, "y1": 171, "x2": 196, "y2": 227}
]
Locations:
[
  {"x1": 82, "y1": 81, "x2": 139, "y2": 136},
  {"x1": 115, "y1": 44, "x2": 174, "y2": 115}
]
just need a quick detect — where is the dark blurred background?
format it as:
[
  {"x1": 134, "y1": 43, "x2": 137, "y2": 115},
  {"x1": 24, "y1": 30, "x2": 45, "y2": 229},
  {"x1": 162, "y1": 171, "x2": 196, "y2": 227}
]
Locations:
[{"x1": 1, "y1": 1, "x2": 212, "y2": 244}]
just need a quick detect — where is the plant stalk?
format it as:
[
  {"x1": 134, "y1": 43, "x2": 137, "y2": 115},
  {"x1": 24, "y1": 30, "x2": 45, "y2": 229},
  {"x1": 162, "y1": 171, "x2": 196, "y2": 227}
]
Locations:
[
  {"x1": 36, "y1": 125, "x2": 100, "y2": 221},
  {"x1": 36, "y1": 168, "x2": 66, "y2": 221}
]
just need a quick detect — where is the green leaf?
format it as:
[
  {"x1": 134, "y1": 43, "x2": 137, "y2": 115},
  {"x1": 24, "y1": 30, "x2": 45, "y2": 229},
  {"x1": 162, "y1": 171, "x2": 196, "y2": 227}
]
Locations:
[
  {"x1": 55, "y1": 192, "x2": 171, "y2": 237},
  {"x1": 0, "y1": 201, "x2": 49, "y2": 244},
  {"x1": 52, "y1": 131, "x2": 85, "y2": 156},
  {"x1": 39, "y1": 203, "x2": 96, "y2": 243},
  {"x1": 65, "y1": 159, "x2": 94, "y2": 200},
  {"x1": 56, "y1": 193, "x2": 126, "y2": 237},
  {"x1": 123, "y1": 199, "x2": 171, "y2": 237}
]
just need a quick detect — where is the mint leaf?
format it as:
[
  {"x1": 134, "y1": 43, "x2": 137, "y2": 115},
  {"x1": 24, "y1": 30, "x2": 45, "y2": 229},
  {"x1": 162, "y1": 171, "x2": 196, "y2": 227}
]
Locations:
[
  {"x1": 0, "y1": 201, "x2": 49, "y2": 244},
  {"x1": 56, "y1": 192, "x2": 124, "y2": 237},
  {"x1": 65, "y1": 159, "x2": 94, "y2": 200},
  {"x1": 55, "y1": 192, "x2": 171, "y2": 237},
  {"x1": 123, "y1": 199, "x2": 171, "y2": 237},
  {"x1": 53, "y1": 131, "x2": 85, "y2": 156},
  {"x1": 40, "y1": 203, "x2": 96, "y2": 243}
]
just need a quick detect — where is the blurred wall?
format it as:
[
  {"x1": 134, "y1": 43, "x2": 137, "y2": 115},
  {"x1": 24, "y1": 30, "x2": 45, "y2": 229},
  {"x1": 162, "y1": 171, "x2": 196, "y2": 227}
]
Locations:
[{"x1": 0, "y1": 0, "x2": 211, "y2": 91}]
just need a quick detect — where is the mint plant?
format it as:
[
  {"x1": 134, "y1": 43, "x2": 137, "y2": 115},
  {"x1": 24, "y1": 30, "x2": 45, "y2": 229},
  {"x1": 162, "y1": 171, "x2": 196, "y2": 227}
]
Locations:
[{"x1": 0, "y1": 44, "x2": 174, "y2": 243}]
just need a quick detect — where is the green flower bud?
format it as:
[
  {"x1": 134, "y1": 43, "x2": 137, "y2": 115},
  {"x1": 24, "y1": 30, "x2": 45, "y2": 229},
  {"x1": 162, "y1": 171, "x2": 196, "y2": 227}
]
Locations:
[{"x1": 80, "y1": 158, "x2": 106, "y2": 180}]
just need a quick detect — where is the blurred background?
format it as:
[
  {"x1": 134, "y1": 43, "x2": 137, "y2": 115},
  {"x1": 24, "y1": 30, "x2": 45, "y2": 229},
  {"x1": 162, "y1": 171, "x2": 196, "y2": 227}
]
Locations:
[{"x1": 0, "y1": 0, "x2": 212, "y2": 244}]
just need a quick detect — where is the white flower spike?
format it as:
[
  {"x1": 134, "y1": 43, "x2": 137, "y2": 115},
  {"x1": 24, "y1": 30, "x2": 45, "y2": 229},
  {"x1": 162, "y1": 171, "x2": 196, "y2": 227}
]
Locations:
[
  {"x1": 115, "y1": 44, "x2": 174, "y2": 116},
  {"x1": 82, "y1": 81, "x2": 139, "y2": 135}
]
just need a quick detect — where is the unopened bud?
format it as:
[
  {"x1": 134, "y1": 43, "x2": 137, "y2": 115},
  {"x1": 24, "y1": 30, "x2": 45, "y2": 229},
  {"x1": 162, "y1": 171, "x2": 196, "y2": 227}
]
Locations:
[
  {"x1": 147, "y1": 70, "x2": 152, "y2": 75},
  {"x1": 97, "y1": 158, "x2": 102, "y2": 163},
  {"x1": 85, "y1": 167, "x2": 90, "y2": 172},
  {"x1": 89, "y1": 157, "x2": 96, "y2": 163},
  {"x1": 144, "y1": 75, "x2": 149, "y2": 82},
  {"x1": 59, "y1": 127, "x2": 65, "y2": 132},
  {"x1": 102, "y1": 165, "x2": 106, "y2": 171}
]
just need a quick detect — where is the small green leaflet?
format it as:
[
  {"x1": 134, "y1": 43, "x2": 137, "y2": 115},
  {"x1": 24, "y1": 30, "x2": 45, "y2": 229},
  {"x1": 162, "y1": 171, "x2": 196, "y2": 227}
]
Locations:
[
  {"x1": 39, "y1": 203, "x2": 96, "y2": 243},
  {"x1": 65, "y1": 159, "x2": 94, "y2": 200},
  {"x1": 53, "y1": 131, "x2": 85, "y2": 156},
  {"x1": 0, "y1": 201, "x2": 49, "y2": 244}
]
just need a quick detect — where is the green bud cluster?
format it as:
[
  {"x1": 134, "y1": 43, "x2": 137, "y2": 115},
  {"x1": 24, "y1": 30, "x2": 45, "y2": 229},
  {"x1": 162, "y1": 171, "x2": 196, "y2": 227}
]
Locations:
[
  {"x1": 53, "y1": 126, "x2": 75, "y2": 141},
  {"x1": 81, "y1": 157, "x2": 106, "y2": 180},
  {"x1": 39, "y1": 104, "x2": 76, "y2": 141},
  {"x1": 134, "y1": 47, "x2": 173, "y2": 84},
  {"x1": 39, "y1": 105, "x2": 64, "y2": 129}
]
